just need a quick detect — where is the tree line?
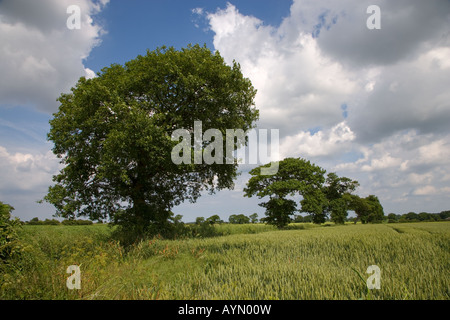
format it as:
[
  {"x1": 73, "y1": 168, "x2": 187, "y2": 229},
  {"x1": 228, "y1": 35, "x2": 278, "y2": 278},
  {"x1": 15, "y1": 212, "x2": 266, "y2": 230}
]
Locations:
[
  {"x1": 24, "y1": 217, "x2": 94, "y2": 225},
  {"x1": 386, "y1": 210, "x2": 450, "y2": 223}
]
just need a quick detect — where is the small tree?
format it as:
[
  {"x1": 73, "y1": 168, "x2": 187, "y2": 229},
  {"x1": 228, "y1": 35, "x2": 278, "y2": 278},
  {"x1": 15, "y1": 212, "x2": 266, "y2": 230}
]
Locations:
[
  {"x1": 387, "y1": 213, "x2": 398, "y2": 223},
  {"x1": 195, "y1": 217, "x2": 205, "y2": 225},
  {"x1": 206, "y1": 215, "x2": 222, "y2": 225},
  {"x1": 405, "y1": 212, "x2": 418, "y2": 221},
  {"x1": 439, "y1": 210, "x2": 450, "y2": 220},
  {"x1": 249, "y1": 213, "x2": 259, "y2": 223},
  {"x1": 228, "y1": 214, "x2": 250, "y2": 224}
]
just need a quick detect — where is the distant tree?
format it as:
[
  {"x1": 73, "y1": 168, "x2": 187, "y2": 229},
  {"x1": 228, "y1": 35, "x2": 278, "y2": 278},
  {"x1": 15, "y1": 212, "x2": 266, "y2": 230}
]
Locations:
[
  {"x1": 228, "y1": 214, "x2": 250, "y2": 224},
  {"x1": 245, "y1": 158, "x2": 326, "y2": 228},
  {"x1": 418, "y1": 212, "x2": 431, "y2": 221},
  {"x1": 405, "y1": 212, "x2": 418, "y2": 221},
  {"x1": 195, "y1": 217, "x2": 205, "y2": 225},
  {"x1": 329, "y1": 198, "x2": 349, "y2": 224},
  {"x1": 245, "y1": 158, "x2": 359, "y2": 227},
  {"x1": 172, "y1": 214, "x2": 183, "y2": 223},
  {"x1": 439, "y1": 210, "x2": 450, "y2": 220},
  {"x1": 249, "y1": 213, "x2": 259, "y2": 224},
  {"x1": 387, "y1": 213, "x2": 398, "y2": 223},
  {"x1": 27, "y1": 217, "x2": 42, "y2": 225},
  {"x1": 43, "y1": 219, "x2": 60, "y2": 225},
  {"x1": 365, "y1": 195, "x2": 384, "y2": 223},
  {"x1": 206, "y1": 215, "x2": 222, "y2": 225},
  {"x1": 347, "y1": 195, "x2": 384, "y2": 224},
  {"x1": 301, "y1": 188, "x2": 328, "y2": 224},
  {"x1": 324, "y1": 173, "x2": 359, "y2": 224}
]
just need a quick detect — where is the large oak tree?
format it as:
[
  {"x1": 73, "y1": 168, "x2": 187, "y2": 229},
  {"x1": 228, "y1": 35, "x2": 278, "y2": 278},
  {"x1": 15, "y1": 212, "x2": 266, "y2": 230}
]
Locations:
[{"x1": 43, "y1": 44, "x2": 258, "y2": 237}]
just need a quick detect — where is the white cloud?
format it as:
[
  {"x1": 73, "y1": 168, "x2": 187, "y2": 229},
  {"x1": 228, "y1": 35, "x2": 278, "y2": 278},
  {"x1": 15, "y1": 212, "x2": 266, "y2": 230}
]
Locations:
[
  {"x1": 206, "y1": 3, "x2": 358, "y2": 136},
  {"x1": 288, "y1": 0, "x2": 450, "y2": 68},
  {"x1": 279, "y1": 121, "x2": 355, "y2": 159},
  {"x1": 413, "y1": 186, "x2": 437, "y2": 196},
  {"x1": 84, "y1": 67, "x2": 97, "y2": 79},
  {"x1": 203, "y1": 0, "x2": 450, "y2": 214},
  {"x1": 0, "y1": 0, "x2": 109, "y2": 113},
  {"x1": 0, "y1": 145, "x2": 61, "y2": 192}
]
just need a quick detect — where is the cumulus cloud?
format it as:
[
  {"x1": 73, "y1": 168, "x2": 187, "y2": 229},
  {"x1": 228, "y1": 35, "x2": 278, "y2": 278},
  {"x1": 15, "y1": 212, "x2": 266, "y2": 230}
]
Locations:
[
  {"x1": 0, "y1": 0, "x2": 109, "y2": 113},
  {"x1": 0, "y1": 146, "x2": 61, "y2": 193},
  {"x1": 205, "y1": 2, "x2": 358, "y2": 137},
  {"x1": 349, "y1": 47, "x2": 450, "y2": 143},
  {"x1": 201, "y1": 1, "x2": 450, "y2": 213},
  {"x1": 287, "y1": 0, "x2": 450, "y2": 68},
  {"x1": 333, "y1": 131, "x2": 450, "y2": 211},
  {"x1": 0, "y1": 145, "x2": 63, "y2": 220},
  {"x1": 279, "y1": 121, "x2": 355, "y2": 159}
]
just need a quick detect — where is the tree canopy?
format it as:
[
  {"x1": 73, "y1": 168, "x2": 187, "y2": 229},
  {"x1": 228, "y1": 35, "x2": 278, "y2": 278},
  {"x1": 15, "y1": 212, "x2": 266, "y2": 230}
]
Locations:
[
  {"x1": 42, "y1": 44, "x2": 258, "y2": 238},
  {"x1": 244, "y1": 157, "x2": 380, "y2": 228}
]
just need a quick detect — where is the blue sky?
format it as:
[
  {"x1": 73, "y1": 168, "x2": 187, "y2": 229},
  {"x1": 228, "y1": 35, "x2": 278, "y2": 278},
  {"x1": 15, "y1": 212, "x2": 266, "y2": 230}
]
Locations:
[
  {"x1": 85, "y1": 1, "x2": 293, "y2": 73},
  {"x1": 1, "y1": 0, "x2": 450, "y2": 223}
]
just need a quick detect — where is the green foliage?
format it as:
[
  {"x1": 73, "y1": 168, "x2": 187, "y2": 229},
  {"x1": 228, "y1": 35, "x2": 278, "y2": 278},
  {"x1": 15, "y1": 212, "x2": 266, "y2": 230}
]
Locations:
[
  {"x1": 387, "y1": 213, "x2": 398, "y2": 223},
  {"x1": 259, "y1": 198, "x2": 295, "y2": 228},
  {"x1": 347, "y1": 195, "x2": 385, "y2": 224},
  {"x1": 249, "y1": 213, "x2": 259, "y2": 223},
  {"x1": 0, "y1": 202, "x2": 22, "y2": 262},
  {"x1": 323, "y1": 173, "x2": 359, "y2": 224},
  {"x1": 245, "y1": 158, "x2": 326, "y2": 228},
  {"x1": 228, "y1": 214, "x2": 250, "y2": 225},
  {"x1": 245, "y1": 158, "x2": 360, "y2": 227},
  {"x1": 387, "y1": 210, "x2": 449, "y2": 223},
  {"x1": 206, "y1": 215, "x2": 223, "y2": 225},
  {"x1": 42, "y1": 44, "x2": 258, "y2": 241}
]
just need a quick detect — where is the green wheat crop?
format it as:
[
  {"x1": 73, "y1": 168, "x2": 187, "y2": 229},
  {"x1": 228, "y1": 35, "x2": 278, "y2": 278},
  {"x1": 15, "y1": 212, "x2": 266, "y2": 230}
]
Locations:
[{"x1": 1, "y1": 222, "x2": 448, "y2": 300}]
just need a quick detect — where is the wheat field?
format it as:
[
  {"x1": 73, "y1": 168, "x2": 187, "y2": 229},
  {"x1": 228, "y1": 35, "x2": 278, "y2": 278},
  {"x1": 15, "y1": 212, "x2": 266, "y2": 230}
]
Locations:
[{"x1": 1, "y1": 222, "x2": 449, "y2": 300}]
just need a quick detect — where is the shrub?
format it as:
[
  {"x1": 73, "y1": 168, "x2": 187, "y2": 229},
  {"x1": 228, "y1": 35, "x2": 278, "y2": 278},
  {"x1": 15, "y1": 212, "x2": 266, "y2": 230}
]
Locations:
[{"x1": 0, "y1": 202, "x2": 22, "y2": 262}]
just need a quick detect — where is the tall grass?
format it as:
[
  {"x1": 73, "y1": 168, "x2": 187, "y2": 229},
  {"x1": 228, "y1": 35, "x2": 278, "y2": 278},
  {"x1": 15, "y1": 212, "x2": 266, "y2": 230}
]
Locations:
[{"x1": 1, "y1": 222, "x2": 448, "y2": 300}]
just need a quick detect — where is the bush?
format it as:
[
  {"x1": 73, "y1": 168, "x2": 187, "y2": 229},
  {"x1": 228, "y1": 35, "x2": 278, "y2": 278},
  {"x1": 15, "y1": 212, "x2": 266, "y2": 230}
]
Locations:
[
  {"x1": 27, "y1": 218, "x2": 61, "y2": 225},
  {"x1": 27, "y1": 217, "x2": 43, "y2": 225},
  {"x1": 190, "y1": 220, "x2": 221, "y2": 238},
  {"x1": 0, "y1": 202, "x2": 22, "y2": 262}
]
